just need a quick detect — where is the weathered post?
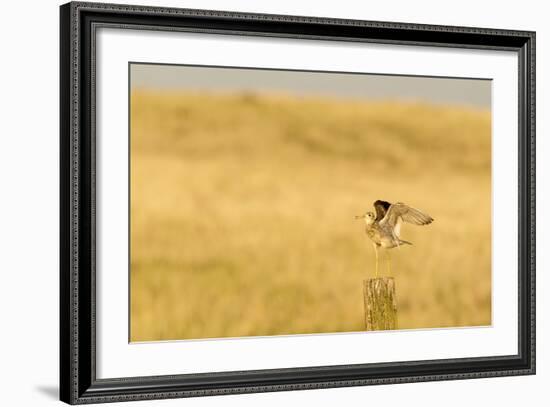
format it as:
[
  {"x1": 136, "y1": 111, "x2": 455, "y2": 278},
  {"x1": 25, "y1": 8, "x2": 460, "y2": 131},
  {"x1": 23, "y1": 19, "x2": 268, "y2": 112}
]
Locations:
[{"x1": 363, "y1": 277, "x2": 398, "y2": 331}]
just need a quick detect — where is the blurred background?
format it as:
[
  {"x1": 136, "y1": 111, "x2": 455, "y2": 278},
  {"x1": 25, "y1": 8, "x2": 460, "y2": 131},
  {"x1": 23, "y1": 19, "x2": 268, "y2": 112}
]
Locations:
[{"x1": 130, "y1": 64, "x2": 492, "y2": 342}]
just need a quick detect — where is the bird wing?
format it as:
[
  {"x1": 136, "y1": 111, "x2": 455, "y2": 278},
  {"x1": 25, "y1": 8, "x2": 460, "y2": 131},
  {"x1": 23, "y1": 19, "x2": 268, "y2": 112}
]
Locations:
[
  {"x1": 373, "y1": 200, "x2": 391, "y2": 221},
  {"x1": 380, "y1": 202, "x2": 433, "y2": 237}
]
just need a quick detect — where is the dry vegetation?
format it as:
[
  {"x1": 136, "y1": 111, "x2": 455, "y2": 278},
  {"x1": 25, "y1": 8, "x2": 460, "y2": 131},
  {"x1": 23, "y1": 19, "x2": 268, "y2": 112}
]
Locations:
[{"x1": 130, "y1": 89, "x2": 492, "y2": 341}]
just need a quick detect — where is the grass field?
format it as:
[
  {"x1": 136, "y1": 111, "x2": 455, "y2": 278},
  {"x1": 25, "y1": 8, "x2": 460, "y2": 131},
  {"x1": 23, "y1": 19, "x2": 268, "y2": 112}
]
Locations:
[{"x1": 130, "y1": 89, "x2": 492, "y2": 342}]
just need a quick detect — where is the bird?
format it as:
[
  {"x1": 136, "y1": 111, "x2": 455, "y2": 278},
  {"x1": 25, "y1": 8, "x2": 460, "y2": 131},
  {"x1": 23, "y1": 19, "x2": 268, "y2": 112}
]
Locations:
[{"x1": 355, "y1": 200, "x2": 433, "y2": 277}]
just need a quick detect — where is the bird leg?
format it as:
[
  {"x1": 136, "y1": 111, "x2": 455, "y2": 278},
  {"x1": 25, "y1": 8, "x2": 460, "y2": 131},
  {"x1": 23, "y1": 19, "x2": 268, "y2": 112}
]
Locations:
[
  {"x1": 372, "y1": 243, "x2": 379, "y2": 278},
  {"x1": 386, "y1": 250, "x2": 392, "y2": 275}
]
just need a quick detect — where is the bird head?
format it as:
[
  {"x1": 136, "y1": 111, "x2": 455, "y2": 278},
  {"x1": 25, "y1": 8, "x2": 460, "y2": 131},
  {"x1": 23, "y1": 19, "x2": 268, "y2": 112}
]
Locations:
[{"x1": 355, "y1": 211, "x2": 376, "y2": 225}]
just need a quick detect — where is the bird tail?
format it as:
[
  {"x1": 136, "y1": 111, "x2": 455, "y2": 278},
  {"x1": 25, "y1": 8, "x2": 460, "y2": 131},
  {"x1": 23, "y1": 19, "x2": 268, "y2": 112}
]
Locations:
[{"x1": 399, "y1": 239, "x2": 412, "y2": 246}]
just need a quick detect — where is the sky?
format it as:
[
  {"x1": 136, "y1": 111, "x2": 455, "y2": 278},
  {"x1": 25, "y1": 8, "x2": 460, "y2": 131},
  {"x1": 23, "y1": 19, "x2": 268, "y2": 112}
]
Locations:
[{"x1": 130, "y1": 63, "x2": 491, "y2": 109}]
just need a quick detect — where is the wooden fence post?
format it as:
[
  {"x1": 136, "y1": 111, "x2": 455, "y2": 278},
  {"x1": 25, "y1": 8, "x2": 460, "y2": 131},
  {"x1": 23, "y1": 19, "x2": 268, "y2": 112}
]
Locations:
[{"x1": 363, "y1": 277, "x2": 398, "y2": 331}]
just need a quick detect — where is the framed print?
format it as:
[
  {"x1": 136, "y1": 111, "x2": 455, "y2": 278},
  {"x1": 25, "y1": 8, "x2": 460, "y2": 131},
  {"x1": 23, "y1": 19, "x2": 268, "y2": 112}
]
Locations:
[{"x1": 60, "y1": 1, "x2": 536, "y2": 404}]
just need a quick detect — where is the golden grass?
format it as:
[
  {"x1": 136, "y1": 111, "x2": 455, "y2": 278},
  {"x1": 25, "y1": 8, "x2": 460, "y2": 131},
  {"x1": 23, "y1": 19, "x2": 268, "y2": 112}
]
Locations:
[{"x1": 130, "y1": 89, "x2": 492, "y2": 341}]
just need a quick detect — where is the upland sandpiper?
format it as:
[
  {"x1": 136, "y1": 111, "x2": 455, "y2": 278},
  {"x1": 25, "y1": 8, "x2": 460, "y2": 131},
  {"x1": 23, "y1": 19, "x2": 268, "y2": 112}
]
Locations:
[{"x1": 356, "y1": 200, "x2": 433, "y2": 277}]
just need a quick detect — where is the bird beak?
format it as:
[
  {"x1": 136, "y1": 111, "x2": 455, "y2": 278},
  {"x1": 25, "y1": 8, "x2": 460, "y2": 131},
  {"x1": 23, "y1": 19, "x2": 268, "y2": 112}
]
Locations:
[{"x1": 355, "y1": 215, "x2": 363, "y2": 220}]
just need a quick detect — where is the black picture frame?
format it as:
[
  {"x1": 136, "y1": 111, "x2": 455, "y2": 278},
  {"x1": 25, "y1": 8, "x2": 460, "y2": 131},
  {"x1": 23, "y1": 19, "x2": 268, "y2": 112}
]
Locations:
[{"x1": 60, "y1": 1, "x2": 536, "y2": 404}]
